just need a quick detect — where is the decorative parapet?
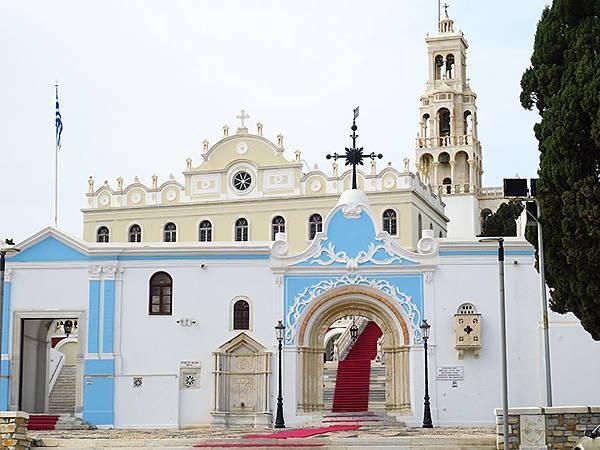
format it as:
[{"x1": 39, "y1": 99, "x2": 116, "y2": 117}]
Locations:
[
  {"x1": 495, "y1": 406, "x2": 600, "y2": 450},
  {"x1": 0, "y1": 411, "x2": 31, "y2": 449},
  {"x1": 480, "y1": 186, "x2": 504, "y2": 199}
]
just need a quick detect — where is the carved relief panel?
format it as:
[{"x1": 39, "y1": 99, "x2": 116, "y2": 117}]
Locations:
[{"x1": 454, "y1": 303, "x2": 482, "y2": 359}]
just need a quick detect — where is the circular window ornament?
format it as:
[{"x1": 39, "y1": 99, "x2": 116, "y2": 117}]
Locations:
[
  {"x1": 232, "y1": 171, "x2": 253, "y2": 192},
  {"x1": 166, "y1": 190, "x2": 177, "y2": 201},
  {"x1": 131, "y1": 192, "x2": 141, "y2": 204},
  {"x1": 99, "y1": 194, "x2": 110, "y2": 206},
  {"x1": 236, "y1": 142, "x2": 249, "y2": 155},
  {"x1": 310, "y1": 180, "x2": 322, "y2": 192},
  {"x1": 384, "y1": 177, "x2": 395, "y2": 188}
]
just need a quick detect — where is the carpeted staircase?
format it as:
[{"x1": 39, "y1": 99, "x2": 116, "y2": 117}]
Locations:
[{"x1": 332, "y1": 321, "x2": 382, "y2": 413}]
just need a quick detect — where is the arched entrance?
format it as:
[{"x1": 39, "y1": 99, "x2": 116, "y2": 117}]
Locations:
[{"x1": 296, "y1": 286, "x2": 412, "y2": 415}]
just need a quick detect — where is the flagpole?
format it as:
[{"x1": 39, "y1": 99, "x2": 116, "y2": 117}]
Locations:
[{"x1": 54, "y1": 82, "x2": 59, "y2": 227}]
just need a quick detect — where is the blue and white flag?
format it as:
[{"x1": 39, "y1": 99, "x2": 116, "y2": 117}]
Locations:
[{"x1": 55, "y1": 85, "x2": 63, "y2": 149}]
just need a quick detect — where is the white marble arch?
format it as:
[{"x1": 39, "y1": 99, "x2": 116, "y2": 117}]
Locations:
[{"x1": 295, "y1": 286, "x2": 412, "y2": 415}]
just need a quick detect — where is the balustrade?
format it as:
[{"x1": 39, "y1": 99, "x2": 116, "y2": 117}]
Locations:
[
  {"x1": 333, "y1": 316, "x2": 369, "y2": 361},
  {"x1": 416, "y1": 134, "x2": 474, "y2": 149}
]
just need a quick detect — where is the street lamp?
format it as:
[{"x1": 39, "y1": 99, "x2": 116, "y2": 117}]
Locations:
[
  {"x1": 479, "y1": 237, "x2": 509, "y2": 450},
  {"x1": 419, "y1": 319, "x2": 433, "y2": 428},
  {"x1": 350, "y1": 316, "x2": 358, "y2": 341},
  {"x1": 274, "y1": 320, "x2": 286, "y2": 429},
  {"x1": 1, "y1": 239, "x2": 20, "y2": 396}
]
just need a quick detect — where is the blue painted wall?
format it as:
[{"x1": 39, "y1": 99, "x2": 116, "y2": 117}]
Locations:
[
  {"x1": 88, "y1": 280, "x2": 100, "y2": 354},
  {"x1": 83, "y1": 359, "x2": 114, "y2": 425},
  {"x1": 103, "y1": 280, "x2": 115, "y2": 354},
  {"x1": 1, "y1": 281, "x2": 10, "y2": 410}
]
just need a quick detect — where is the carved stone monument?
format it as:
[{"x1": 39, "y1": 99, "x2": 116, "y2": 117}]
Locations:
[{"x1": 211, "y1": 333, "x2": 272, "y2": 428}]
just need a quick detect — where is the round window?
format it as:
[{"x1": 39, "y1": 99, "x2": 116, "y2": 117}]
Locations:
[{"x1": 232, "y1": 171, "x2": 253, "y2": 192}]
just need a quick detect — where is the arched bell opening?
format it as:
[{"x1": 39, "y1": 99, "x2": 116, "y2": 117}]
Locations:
[{"x1": 296, "y1": 286, "x2": 412, "y2": 416}]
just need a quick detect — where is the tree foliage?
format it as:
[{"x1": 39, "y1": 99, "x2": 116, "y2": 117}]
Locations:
[
  {"x1": 521, "y1": 0, "x2": 600, "y2": 340},
  {"x1": 480, "y1": 202, "x2": 524, "y2": 237}
]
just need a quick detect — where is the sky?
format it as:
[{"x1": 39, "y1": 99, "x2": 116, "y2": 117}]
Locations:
[{"x1": 0, "y1": 0, "x2": 551, "y2": 242}]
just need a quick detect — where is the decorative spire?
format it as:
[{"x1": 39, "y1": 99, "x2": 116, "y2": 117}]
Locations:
[
  {"x1": 438, "y1": 1, "x2": 454, "y2": 34},
  {"x1": 326, "y1": 107, "x2": 382, "y2": 190}
]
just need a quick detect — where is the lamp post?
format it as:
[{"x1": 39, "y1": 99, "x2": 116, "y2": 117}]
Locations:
[
  {"x1": 419, "y1": 319, "x2": 433, "y2": 428},
  {"x1": 1, "y1": 239, "x2": 20, "y2": 400},
  {"x1": 350, "y1": 316, "x2": 358, "y2": 342},
  {"x1": 525, "y1": 200, "x2": 553, "y2": 406},
  {"x1": 479, "y1": 237, "x2": 509, "y2": 450},
  {"x1": 274, "y1": 320, "x2": 286, "y2": 429}
]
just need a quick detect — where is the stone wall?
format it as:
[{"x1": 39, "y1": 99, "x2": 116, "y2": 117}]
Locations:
[
  {"x1": 495, "y1": 406, "x2": 600, "y2": 449},
  {"x1": 0, "y1": 411, "x2": 30, "y2": 450}
]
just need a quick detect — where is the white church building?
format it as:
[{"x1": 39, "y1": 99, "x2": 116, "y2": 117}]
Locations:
[{"x1": 2, "y1": 10, "x2": 599, "y2": 430}]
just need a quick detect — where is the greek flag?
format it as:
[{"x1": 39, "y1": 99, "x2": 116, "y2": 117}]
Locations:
[
  {"x1": 55, "y1": 85, "x2": 63, "y2": 149},
  {"x1": 353, "y1": 106, "x2": 359, "y2": 119}
]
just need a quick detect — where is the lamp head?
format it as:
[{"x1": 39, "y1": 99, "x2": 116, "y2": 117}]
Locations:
[
  {"x1": 275, "y1": 320, "x2": 285, "y2": 342},
  {"x1": 419, "y1": 319, "x2": 431, "y2": 340}
]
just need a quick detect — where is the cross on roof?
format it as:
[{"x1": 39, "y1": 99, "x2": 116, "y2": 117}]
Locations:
[
  {"x1": 236, "y1": 109, "x2": 249, "y2": 129},
  {"x1": 326, "y1": 107, "x2": 382, "y2": 190},
  {"x1": 442, "y1": 2, "x2": 450, "y2": 17}
]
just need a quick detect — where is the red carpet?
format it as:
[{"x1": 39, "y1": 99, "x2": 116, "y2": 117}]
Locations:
[
  {"x1": 245, "y1": 424, "x2": 359, "y2": 439},
  {"x1": 27, "y1": 414, "x2": 59, "y2": 430},
  {"x1": 332, "y1": 321, "x2": 382, "y2": 413}
]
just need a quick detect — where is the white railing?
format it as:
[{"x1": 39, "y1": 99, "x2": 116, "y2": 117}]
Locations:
[
  {"x1": 480, "y1": 186, "x2": 504, "y2": 198},
  {"x1": 333, "y1": 316, "x2": 369, "y2": 361},
  {"x1": 48, "y1": 347, "x2": 65, "y2": 393},
  {"x1": 416, "y1": 134, "x2": 475, "y2": 149}
]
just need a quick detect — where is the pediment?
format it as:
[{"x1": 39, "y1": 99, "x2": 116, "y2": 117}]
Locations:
[
  {"x1": 217, "y1": 332, "x2": 267, "y2": 354},
  {"x1": 11, "y1": 228, "x2": 92, "y2": 262}
]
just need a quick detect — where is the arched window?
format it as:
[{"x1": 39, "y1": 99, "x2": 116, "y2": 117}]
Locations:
[
  {"x1": 233, "y1": 299, "x2": 250, "y2": 330},
  {"x1": 235, "y1": 218, "x2": 248, "y2": 242},
  {"x1": 418, "y1": 214, "x2": 423, "y2": 240},
  {"x1": 435, "y1": 55, "x2": 444, "y2": 79},
  {"x1": 128, "y1": 224, "x2": 142, "y2": 243},
  {"x1": 438, "y1": 108, "x2": 451, "y2": 137},
  {"x1": 382, "y1": 209, "x2": 397, "y2": 236},
  {"x1": 149, "y1": 272, "x2": 172, "y2": 315},
  {"x1": 164, "y1": 222, "x2": 177, "y2": 242},
  {"x1": 439, "y1": 231, "x2": 443, "y2": 238},
  {"x1": 430, "y1": 222, "x2": 434, "y2": 230},
  {"x1": 96, "y1": 226, "x2": 110, "y2": 243},
  {"x1": 463, "y1": 111, "x2": 473, "y2": 137},
  {"x1": 199, "y1": 220, "x2": 212, "y2": 242},
  {"x1": 445, "y1": 54, "x2": 455, "y2": 79},
  {"x1": 308, "y1": 214, "x2": 323, "y2": 240},
  {"x1": 271, "y1": 216, "x2": 285, "y2": 241},
  {"x1": 443, "y1": 177, "x2": 452, "y2": 194},
  {"x1": 422, "y1": 113, "x2": 431, "y2": 139}
]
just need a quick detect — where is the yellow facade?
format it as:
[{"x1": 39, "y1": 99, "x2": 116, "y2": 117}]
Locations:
[{"x1": 83, "y1": 123, "x2": 448, "y2": 254}]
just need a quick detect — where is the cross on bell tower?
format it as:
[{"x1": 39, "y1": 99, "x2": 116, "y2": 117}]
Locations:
[{"x1": 326, "y1": 107, "x2": 382, "y2": 190}]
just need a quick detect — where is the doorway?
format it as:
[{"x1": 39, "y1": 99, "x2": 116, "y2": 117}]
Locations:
[{"x1": 11, "y1": 312, "x2": 84, "y2": 415}]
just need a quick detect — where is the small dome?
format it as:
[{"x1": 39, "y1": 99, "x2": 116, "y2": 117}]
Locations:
[{"x1": 336, "y1": 189, "x2": 370, "y2": 207}]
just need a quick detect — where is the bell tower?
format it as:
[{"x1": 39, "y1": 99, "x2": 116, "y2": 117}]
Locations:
[{"x1": 415, "y1": 6, "x2": 483, "y2": 198}]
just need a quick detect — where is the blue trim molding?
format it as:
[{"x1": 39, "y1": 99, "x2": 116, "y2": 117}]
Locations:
[
  {"x1": 2, "y1": 281, "x2": 10, "y2": 354},
  {"x1": 12, "y1": 236, "x2": 269, "y2": 263},
  {"x1": 0, "y1": 360, "x2": 9, "y2": 411},
  {"x1": 102, "y1": 280, "x2": 115, "y2": 354},
  {"x1": 88, "y1": 280, "x2": 101, "y2": 354},
  {"x1": 83, "y1": 359, "x2": 114, "y2": 425}
]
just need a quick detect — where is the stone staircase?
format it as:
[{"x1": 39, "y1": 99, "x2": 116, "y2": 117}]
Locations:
[
  {"x1": 324, "y1": 361, "x2": 386, "y2": 412},
  {"x1": 49, "y1": 364, "x2": 76, "y2": 414}
]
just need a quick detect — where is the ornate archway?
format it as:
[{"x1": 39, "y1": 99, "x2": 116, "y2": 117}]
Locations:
[{"x1": 296, "y1": 285, "x2": 412, "y2": 415}]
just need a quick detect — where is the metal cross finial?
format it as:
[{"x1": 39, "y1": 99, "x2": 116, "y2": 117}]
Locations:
[
  {"x1": 236, "y1": 109, "x2": 249, "y2": 129},
  {"x1": 326, "y1": 107, "x2": 383, "y2": 190},
  {"x1": 442, "y1": 2, "x2": 450, "y2": 17}
]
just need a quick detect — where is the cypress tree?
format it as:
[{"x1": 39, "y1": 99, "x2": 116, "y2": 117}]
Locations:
[{"x1": 521, "y1": 0, "x2": 600, "y2": 340}]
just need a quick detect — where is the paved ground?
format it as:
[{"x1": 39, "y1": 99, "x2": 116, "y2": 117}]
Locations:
[{"x1": 30, "y1": 425, "x2": 495, "y2": 440}]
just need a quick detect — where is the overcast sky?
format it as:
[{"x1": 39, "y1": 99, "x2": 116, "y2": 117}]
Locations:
[{"x1": 1, "y1": 0, "x2": 550, "y2": 242}]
